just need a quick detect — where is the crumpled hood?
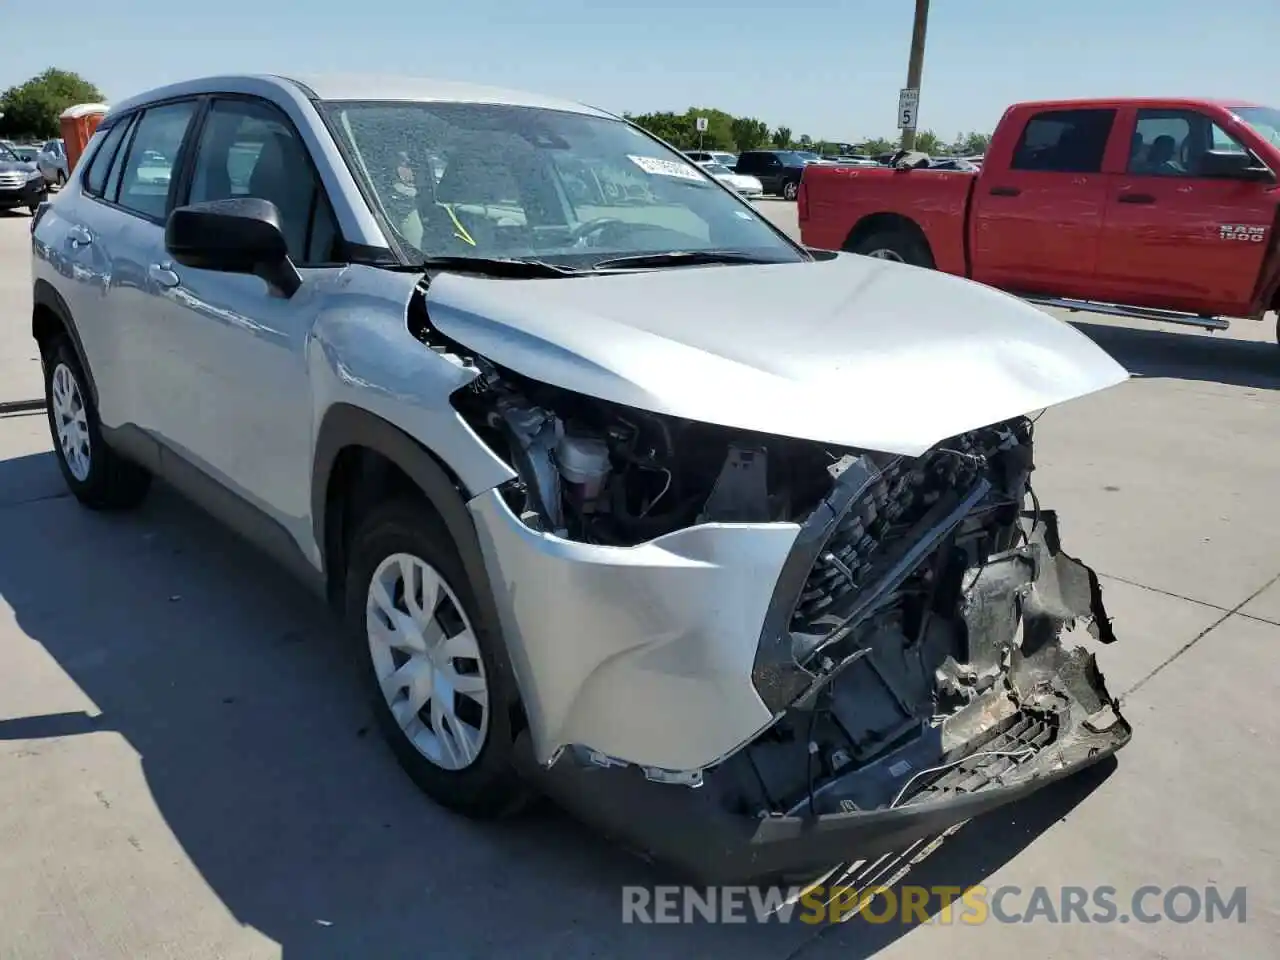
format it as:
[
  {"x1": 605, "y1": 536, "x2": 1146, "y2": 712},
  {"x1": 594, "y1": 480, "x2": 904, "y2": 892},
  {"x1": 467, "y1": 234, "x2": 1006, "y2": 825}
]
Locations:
[
  {"x1": 425, "y1": 253, "x2": 1128, "y2": 456},
  {"x1": 0, "y1": 159, "x2": 37, "y2": 174}
]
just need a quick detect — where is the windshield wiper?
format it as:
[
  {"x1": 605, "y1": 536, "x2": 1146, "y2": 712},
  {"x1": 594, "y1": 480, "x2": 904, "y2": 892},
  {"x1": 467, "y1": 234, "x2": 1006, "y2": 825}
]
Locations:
[
  {"x1": 589, "y1": 250, "x2": 783, "y2": 270},
  {"x1": 416, "y1": 255, "x2": 586, "y2": 278}
]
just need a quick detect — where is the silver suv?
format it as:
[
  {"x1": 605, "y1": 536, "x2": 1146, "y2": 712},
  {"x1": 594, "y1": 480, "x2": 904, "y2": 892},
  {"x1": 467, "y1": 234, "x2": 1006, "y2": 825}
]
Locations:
[{"x1": 31, "y1": 74, "x2": 1132, "y2": 882}]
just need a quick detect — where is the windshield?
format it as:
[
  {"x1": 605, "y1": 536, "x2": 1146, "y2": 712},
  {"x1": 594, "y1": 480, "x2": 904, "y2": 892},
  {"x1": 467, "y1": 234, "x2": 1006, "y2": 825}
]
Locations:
[
  {"x1": 320, "y1": 100, "x2": 803, "y2": 269},
  {"x1": 1235, "y1": 106, "x2": 1280, "y2": 148},
  {"x1": 0, "y1": 144, "x2": 17, "y2": 162},
  {"x1": 320, "y1": 101, "x2": 798, "y2": 268}
]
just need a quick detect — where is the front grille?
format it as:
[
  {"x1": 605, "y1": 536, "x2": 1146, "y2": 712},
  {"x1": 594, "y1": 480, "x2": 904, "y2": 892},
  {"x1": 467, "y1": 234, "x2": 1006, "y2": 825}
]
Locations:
[
  {"x1": 902, "y1": 712, "x2": 1057, "y2": 806},
  {"x1": 790, "y1": 426, "x2": 1010, "y2": 631},
  {"x1": 0, "y1": 173, "x2": 27, "y2": 188}
]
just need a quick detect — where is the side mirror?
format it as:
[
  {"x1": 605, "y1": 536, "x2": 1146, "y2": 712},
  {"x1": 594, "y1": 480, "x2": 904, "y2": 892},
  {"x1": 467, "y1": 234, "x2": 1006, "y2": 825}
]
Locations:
[
  {"x1": 165, "y1": 198, "x2": 301, "y2": 297},
  {"x1": 1199, "y1": 149, "x2": 1274, "y2": 183}
]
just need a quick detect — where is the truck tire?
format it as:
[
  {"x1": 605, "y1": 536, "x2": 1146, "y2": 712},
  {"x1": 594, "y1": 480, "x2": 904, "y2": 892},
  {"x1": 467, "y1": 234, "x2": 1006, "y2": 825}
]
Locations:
[{"x1": 849, "y1": 228, "x2": 934, "y2": 268}]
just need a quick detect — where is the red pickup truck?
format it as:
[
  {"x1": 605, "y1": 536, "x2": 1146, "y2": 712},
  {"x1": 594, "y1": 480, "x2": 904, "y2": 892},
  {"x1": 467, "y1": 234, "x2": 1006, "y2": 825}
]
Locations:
[{"x1": 798, "y1": 98, "x2": 1280, "y2": 342}]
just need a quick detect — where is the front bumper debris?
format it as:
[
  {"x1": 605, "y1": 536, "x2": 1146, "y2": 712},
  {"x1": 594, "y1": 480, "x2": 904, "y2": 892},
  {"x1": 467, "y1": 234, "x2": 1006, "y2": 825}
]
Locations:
[{"x1": 522, "y1": 505, "x2": 1130, "y2": 883}]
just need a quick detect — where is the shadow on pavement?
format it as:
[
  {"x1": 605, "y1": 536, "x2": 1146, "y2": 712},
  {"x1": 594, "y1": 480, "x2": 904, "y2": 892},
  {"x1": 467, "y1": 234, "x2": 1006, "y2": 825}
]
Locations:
[
  {"x1": 1071, "y1": 319, "x2": 1280, "y2": 392},
  {"x1": 0, "y1": 448, "x2": 1107, "y2": 959}
]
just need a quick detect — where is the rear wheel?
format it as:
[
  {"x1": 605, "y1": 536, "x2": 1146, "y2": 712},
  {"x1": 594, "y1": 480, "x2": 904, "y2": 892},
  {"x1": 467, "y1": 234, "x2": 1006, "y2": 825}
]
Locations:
[
  {"x1": 782, "y1": 180, "x2": 799, "y2": 200},
  {"x1": 43, "y1": 338, "x2": 151, "y2": 510},
  {"x1": 848, "y1": 227, "x2": 935, "y2": 268},
  {"x1": 344, "y1": 499, "x2": 529, "y2": 818}
]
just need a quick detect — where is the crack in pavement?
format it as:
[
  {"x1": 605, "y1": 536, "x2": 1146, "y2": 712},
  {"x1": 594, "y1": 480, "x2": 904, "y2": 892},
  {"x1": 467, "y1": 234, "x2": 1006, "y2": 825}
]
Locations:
[
  {"x1": 1119, "y1": 569, "x2": 1280, "y2": 700},
  {"x1": 1098, "y1": 571, "x2": 1233, "y2": 614},
  {"x1": 0, "y1": 490, "x2": 71, "y2": 511}
]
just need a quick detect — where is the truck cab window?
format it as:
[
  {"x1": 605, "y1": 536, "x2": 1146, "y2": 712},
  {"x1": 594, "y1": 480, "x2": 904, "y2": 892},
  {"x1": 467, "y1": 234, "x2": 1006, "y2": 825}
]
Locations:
[
  {"x1": 1011, "y1": 109, "x2": 1116, "y2": 173},
  {"x1": 1130, "y1": 110, "x2": 1253, "y2": 177}
]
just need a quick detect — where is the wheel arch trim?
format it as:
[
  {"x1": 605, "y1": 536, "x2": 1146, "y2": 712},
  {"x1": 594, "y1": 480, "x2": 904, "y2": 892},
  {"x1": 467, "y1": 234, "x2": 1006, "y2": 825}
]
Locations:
[
  {"x1": 311, "y1": 403, "x2": 502, "y2": 625},
  {"x1": 32, "y1": 279, "x2": 98, "y2": 405}
]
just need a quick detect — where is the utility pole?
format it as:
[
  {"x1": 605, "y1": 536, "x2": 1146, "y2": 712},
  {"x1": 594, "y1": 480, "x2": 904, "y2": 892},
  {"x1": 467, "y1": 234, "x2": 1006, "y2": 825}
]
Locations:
[{"x1": 899, "y1": 0, "x2": 930, "y2": 152}]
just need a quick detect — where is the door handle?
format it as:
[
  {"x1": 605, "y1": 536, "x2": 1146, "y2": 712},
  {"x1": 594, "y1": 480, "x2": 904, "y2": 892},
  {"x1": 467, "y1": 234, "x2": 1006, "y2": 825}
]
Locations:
[
  {"x1": 1118, "y1": 193, "x2": 1156, "y2": 205},
  {"x1": 988, "y1": 186, "x2": 1021, "y2": 197},
  {"x1": 68, "y1": 225, "x2": 93, "y2": 247},
  {"x1": 148, "y1": 262, "x2": 180, "y2": 289}
]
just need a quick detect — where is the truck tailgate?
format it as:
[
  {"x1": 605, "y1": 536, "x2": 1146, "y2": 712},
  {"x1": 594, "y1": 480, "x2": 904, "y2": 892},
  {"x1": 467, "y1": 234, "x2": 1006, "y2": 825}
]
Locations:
[{"x1": 800, "y1": 166, "x2": 977, "y2": 276}]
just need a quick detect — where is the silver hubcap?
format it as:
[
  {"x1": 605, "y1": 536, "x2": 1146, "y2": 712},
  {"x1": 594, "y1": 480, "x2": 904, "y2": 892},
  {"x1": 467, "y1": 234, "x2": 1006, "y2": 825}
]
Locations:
[
  {"x1": 785, "y1": 183, "x2": 798, "y2": 199},
  {"x1": 366, "y1": 553, "x2": 489, "y2": 771},
  {"x1": 51, "y1": 363, "x2": 91, "y2": 482},
  {"x1": 867, "y1": 248, "x2": 905, "y2": 262}
]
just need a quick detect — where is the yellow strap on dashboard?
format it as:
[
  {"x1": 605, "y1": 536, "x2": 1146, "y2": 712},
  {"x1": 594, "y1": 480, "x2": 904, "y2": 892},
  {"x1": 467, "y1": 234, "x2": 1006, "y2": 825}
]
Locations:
[{"x1": 444, "y1": 205, "x2": 476, "y2": 247}]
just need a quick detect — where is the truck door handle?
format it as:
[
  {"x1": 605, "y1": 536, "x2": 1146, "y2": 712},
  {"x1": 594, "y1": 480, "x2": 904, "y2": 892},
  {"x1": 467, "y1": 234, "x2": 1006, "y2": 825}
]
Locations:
[
  {"x1": 68, "y1": 225, "x2": 93, "y2": 247},
  {"x1": 988, "y1": 186, "x2": 1021, "y2": 197},
  {"x1": 1118, "y1": 193, "x2": 1156, "y2": 205},
  {"x1": 148, "y1": 262, "x2": 180, "y2": 289}
]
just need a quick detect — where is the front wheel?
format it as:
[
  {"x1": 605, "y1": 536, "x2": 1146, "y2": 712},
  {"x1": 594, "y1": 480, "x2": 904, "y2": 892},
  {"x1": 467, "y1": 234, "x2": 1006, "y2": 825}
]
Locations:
[
  {"x1": 344, "y1": 499, "x2": 529, "y2": 818},
  {"x1": 782, "y1": 180, "x2": 799, "y2": 200},
  {"x1": 55, "y1": 170, "x2": 66, "y2": 188}
]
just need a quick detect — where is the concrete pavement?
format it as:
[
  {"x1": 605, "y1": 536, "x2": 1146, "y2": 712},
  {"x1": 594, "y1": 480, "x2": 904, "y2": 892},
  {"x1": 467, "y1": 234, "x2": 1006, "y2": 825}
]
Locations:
[{"x1": 1, "y1": 203, "x2": 1278, "y2": 958}]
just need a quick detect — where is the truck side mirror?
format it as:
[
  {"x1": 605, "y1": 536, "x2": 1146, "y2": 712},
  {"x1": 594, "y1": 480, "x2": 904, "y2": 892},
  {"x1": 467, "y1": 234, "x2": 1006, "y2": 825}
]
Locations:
[{"x1": 1200, "y1": 150, "x2": 1274, "y2": 182}]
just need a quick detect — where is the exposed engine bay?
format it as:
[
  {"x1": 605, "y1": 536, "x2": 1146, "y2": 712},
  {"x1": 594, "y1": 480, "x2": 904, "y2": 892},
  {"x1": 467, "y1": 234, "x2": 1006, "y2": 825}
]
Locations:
[{"x1": 431, "y1": 313, "x2": 1127, "y2": 827}]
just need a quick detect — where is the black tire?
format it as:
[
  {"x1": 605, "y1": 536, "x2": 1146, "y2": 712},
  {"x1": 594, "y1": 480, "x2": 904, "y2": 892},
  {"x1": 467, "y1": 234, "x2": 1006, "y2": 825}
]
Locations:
[
  {"x1": 56, "y1": 170, "x2": 66, "y2": 187},
  {"x1": 344, "y1": 498, "x2": 529, "y2": 819},
  {"x1": 43, "y1": 337, "x2": 151, "y2": 510},
  {"x1": 782, "y1": 179, "x2": 799, "y2": 200},
  {"x1": 848, "y1": 227, "x2": 935, "y2": 268},
  {"x1": 28, "y1": 190, "x2": 48, "y2": 216}
]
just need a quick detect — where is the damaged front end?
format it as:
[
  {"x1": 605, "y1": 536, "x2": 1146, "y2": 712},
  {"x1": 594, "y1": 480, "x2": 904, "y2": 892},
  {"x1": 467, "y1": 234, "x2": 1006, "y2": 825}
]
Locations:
[{"x1": 427, "y1": 308, "x2": 1129, "y2": 881}]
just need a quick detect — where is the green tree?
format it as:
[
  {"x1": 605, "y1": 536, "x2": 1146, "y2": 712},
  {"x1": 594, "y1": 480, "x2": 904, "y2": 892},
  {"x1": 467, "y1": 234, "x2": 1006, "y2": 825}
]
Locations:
[
  {"x1": 730, "y1": 117, "x2": 770, "y2": 151},
  {"x1": 797, "y1": 134, "x2": 812, "y2": 147},
  {"x1": 959, "y1": 130, "x2": 991, "y2": 155},
  {"x1": 0, "y1": 68, "x2": 104, "y2": 139},
  {"x1": 861, "y1": 137, "x2": 897, "y2": 156},
  {"x1": 909, "y1": 129, "x2": 944, "y2": 155},
  {"x1": 772, "y1": 126, "x2": 792, "y2": 148}
]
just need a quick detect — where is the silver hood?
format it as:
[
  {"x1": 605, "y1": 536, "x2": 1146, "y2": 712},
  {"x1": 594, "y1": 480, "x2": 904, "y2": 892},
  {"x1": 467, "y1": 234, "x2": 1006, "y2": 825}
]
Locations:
[{"x1": 425, "y1": 253, "x2": 1128, "y2": 456}]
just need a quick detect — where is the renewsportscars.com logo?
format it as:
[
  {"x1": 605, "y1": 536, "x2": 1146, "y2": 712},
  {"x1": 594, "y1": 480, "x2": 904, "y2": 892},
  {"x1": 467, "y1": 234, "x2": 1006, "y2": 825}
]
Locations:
[{"x1": 622, "y1": 884, "x2": 1248, "y2": 926}]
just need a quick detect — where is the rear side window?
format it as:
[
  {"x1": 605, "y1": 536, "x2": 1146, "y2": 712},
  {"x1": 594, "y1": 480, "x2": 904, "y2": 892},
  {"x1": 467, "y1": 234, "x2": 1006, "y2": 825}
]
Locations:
[
  {"x1": 1011, "y1": 109, "x2": 1116, "y2": 173},
  {"x1": 115, "y1": 101, "x2": 198, "y2": 221},
  {"x1": 82, "y1": 120, "x2": 131, "y2": 197}
]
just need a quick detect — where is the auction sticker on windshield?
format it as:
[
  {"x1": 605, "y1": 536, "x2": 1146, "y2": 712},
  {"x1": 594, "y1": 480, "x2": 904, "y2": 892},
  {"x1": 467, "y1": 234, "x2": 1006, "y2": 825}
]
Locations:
[{"x1": 628, "y1": 155, "x2": 704, "y2": 181}]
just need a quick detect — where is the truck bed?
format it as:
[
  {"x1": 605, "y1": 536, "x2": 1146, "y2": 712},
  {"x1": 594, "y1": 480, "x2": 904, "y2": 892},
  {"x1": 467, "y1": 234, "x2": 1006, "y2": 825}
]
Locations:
[{"x1": 800, "y1": 165, "x2": 977, "y2": 276}]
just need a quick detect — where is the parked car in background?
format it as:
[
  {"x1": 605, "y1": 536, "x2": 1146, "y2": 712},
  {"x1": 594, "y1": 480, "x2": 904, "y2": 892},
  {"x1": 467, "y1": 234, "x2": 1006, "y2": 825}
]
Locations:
[
  {"x1": 800, "y1": 97, "x2": 1280, "y2": 342},
  {"x1": 0, "y1": 141, "x2": 49, "y2": 214},
  {"x1": 695, "y1": 159, "x2": 763, "y2": 197},
  {"x1": 11, "y1": 145, "x2": 41, "y2": 163},
  {"x1": 831, "y1": 155, "x2": 881, "y2": 167},
  {"x1": 37, "y1": 138, "x2": 69, "y2": 186},
  {"x1": 685, "y1": 149, "x2": 738, "y2": 167},
  {"x1": 734, "y1": 149, "x2": 811, "y2": 198},
  {"x1": 30, "y1": 71, "x2": 1132, "y2": 884}
]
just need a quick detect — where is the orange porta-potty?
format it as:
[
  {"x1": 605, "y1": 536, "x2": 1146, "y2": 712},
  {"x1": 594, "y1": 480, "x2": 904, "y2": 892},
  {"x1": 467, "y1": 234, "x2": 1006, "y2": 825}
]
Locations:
[{"x1": 58, "y1": 102, "x2": 110, "y2": 174}]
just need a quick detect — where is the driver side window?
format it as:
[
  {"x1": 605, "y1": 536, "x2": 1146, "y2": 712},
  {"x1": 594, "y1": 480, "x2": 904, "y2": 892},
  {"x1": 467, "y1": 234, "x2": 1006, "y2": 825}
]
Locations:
[
  {"x1": 1128, "y1": 110, "x2": 1245, "y2": 178},
  {"x1": 187, "y1": 98, "x2": 339, "y2": 265}
]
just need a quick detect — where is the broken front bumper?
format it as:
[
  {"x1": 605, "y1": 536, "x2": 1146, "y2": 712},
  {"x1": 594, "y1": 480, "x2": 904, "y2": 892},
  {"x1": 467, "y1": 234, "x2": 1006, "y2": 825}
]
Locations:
[
  {"x1": 469, "y1": 424, "x2": 1131, "y2": 881},
  {"x1": 525, "y1": 686, "x2": 1127, "y2": 884}
]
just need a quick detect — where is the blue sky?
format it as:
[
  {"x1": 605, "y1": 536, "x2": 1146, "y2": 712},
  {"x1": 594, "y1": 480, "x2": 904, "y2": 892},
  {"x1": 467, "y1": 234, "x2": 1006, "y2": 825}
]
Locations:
[{"x1": 3, "y1": 0, "x2": 1277, "y2": 141}]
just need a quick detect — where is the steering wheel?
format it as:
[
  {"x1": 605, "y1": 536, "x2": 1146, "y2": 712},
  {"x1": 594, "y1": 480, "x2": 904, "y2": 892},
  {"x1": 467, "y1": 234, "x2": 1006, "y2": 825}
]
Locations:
[{"x1": 568, "y1": 217, "x2": 630, "y2": 247}]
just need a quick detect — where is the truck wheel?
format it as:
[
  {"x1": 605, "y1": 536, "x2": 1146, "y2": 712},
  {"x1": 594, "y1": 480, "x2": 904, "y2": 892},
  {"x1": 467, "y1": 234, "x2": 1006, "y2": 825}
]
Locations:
[
  {"x1": 783, "y1": 180, "x2": 799, "y2": 200},
  {"x1": 344, "y1": 498, "x2": 530, "y2": 819},
  {"x1": 849, "y1": 228, "x2": 935, "y2": 268}
]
